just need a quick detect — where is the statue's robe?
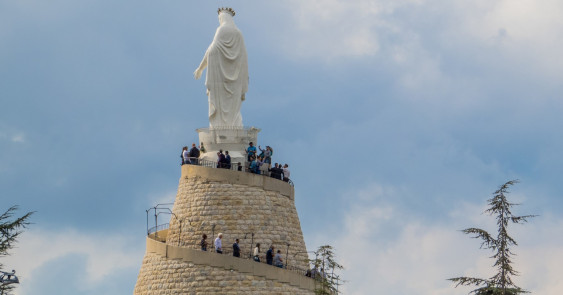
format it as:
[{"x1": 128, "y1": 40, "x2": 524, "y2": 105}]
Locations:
[{"x1": 204, "y1": 15, "x2": 248, "y2": 128}]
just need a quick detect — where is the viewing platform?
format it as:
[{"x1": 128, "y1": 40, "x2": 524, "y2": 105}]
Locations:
[
  {"x1": 143, "y1": 229, "x2": 318, "y2": 293},
  {"x1": 180, "y1": 163, "x2": 294, "y2": 200}
]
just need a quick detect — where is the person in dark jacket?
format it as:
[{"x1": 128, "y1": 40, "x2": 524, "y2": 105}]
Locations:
[
  {"x1": 266, "y1": 245, "x2": 274, "y2": 265},
  {"x1": 225, "y1": 151, "x2": 232, "y2": 169},
  {"x1": 189, "y1": 143, "x2": 200, "y2": 165},
  {"x1": 269, "y1": 163, "x2": 282, "y2": 179},
  {"x1": 217, "y1": 150, "x2": 226, "y2": 168},
  {"x1": 200, "y1": 234, "x2": 208, "y2": 251},
  {"x1": 233, "y1": 239, "x2": 240, "y2": 257}
]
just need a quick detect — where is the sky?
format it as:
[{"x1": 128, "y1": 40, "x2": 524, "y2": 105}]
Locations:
[{"x1": 1, "y1": 0, "x2": 563, "y2": 294}]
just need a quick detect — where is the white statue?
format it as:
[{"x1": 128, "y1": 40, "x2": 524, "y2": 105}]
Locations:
[{"x1": 194, "y1": 7, "x2": 249, "y2": 128}]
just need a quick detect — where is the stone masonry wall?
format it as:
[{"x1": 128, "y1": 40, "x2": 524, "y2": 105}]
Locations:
[
  {"x1": 165, "y1": 165, "x2": 309, "y2": 270},
  {"x1": 134, "y1": 252, "x2": 313, "y2": 295}
]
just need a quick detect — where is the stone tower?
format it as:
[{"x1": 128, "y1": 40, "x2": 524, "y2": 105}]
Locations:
[
  {"x1": 134, "y1": 156, "x2": 314, "y2": 294},
  {"x1": 134, "y1": 8, "x2": 315, "y2": 294}
]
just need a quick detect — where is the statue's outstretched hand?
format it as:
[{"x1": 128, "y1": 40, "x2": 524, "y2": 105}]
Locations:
[
  {"x1": 194, "y1": 68, "x2": 203, "y2": 80},
  {"x1": 241, "y1": 93, "x2": 246, "y2": 101}
]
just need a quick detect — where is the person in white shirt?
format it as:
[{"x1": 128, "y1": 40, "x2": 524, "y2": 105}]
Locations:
[
  {"x1": 283, "y1": 164, "x2": 290, "y2": 182},
  {"x1": 253, "y1": 243, "x2": 261, "y2": 262},
  {"x1": 214, "y1": 233, "x2": 223, "y2": 254},
  {"x1": 182, "y1": 146, "x2": 190, "y2": 165}
]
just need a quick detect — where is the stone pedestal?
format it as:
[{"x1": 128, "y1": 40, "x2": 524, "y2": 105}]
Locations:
[{"x1": 196, "y1": 126, "x2": 260, "y2": 165}]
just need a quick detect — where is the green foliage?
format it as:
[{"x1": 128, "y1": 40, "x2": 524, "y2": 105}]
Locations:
[
  {"x1": 449, "y1": 180, "x2": 536, "y2": 295},
  {"x1": 1, "y1": 206, "x2": 34, "y2": 295},
  {"x1": 307, "y1": 245, "x2": 344, "y2": 295}
]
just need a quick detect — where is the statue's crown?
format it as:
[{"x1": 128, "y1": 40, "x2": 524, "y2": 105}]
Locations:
[{"x1": 217, "y1": 7, "x2": 235, "y2": 17}]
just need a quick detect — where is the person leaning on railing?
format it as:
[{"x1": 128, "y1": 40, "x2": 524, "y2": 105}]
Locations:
[
  {"x1": 269, "y1": 163, "x2": 283, "y2": 180},
  {"x1": 249, "y1": 156, "x2": 259, "y2": 174},
  {"x1": 274, "y1": 250, "x2": 284, "y2": 268}
]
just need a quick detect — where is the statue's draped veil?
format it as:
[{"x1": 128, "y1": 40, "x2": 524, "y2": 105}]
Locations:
[{"x1": 203, "y1": 12, "x2": 248, "y2": 128}]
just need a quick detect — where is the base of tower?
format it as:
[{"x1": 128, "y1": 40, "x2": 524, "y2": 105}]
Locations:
[{"x1": 134, "y1": 232, "x2": 317, "y2": 295}]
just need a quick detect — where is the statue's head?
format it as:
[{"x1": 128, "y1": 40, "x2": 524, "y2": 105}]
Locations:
[
  {"x1": 217, "y1": 7, "x2": 235, "y2": 17},
  {"x1": 217, "y1": 7, "x2": 235, "y2": 25}
]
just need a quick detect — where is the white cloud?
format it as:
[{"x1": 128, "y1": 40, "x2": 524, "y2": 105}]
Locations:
[
  {"x1": 281, "y1": 0, "x2": 384, "y2": 60},
  {"x1": 321, "y1": 182, "x2": 563, "y2": 295},
  {"x1": 280, "y1": 0, "x2": 563, "y2": 81},
  {"x1": 11, "y1": 133, "x2": 25, "y2": 143},
  {"x1": 0, "y1": 127, "x2": 26, "y2": 144},
  {"x1": 3, "y1": 228, "x2": 144, "y2": 295}
]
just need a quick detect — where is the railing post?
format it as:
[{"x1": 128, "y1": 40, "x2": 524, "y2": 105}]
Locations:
[{"x1": 285, "y1": 243, "x2": 290, "y2": 269}]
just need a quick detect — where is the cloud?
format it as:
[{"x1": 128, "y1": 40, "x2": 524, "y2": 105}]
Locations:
[
  {"x1": 0, "y1": 127, "x2": 26, "y2": 144},
  {"x1": 318, "y1": 182, "x2": 563, "y2": 295},
  {"x1": 3, "y1": 228, "x2": 144, "y2": 295},
  {"x1": 11, "y1": 133, "x2": 25, "y2": 143},
  {"x1": 279, "y1": 0, "x2": 384, "y2": 60},
  {"x1": 278, "y1": 0, "x2": 563, "y2": 84}
]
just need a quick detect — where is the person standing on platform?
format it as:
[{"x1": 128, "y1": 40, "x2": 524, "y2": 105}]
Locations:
[
  {"x1": 269, "y1": 163, "x2": 282, "y2": 179},
  {"x1": 215, "y1": 233, "x2": 223, "y2": 254},
  {"x1": 253, "y1": 243, "x2": 261, "y2": 262},
  {"x1": 274, "y1": 250, "x2": 283, "y2": 268},
  {"x1": 283, "y1": 164, "x2": 290, "y2": 182},
  {"x1": 182, "y1": 146, "x2": 190, "y2": 165},
  {"x1": 189, "y1": 143, "x2": 200, "y2": 165},
  {"x1": 200, "y1": 234, "x2": 208, "y2": 251},
  {"x1": 246, "y1": 142, "x2": 257, "y2": 161},
  {"x1": 266, "y1": 245, "x2": 274, "y2": 265},
  {"x1": 249, "y1": 156, "x2": 259, "y2": 174},
  {"x1": 217, "y1": 150, "x2": 226, "y2": 168},
  {"x1": 233, "y1": 238, "x2": 241, "y2": 257},
  {"x1": 225, "y1": 151, "x2": 232, "y2": 169},
  {"x1": 259, "y1": 145, "x2": 272, "y2": 169}
]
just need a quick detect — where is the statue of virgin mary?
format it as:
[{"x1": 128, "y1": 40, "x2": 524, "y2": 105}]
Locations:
[{"x1": 194, "y1": 7, "x2": 249, "y2": 128}]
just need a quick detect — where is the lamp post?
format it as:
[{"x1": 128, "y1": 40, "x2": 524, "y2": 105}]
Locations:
[
  {"x1": 211, "y1": 224, "x2": 216, "y2": 251},
  {"x1": 285, "y1": 243, "x2": 290, "y2": 269},
  {"x1": 244, "y1": 232, "x2": 254, "y2": 259},
  {"x1": 145, "y1": 203, "x2": 174, "y2": 238}
]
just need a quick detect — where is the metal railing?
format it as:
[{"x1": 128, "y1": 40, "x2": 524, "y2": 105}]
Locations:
[
  {"x1": 182, "y1": 157, "x2": 294, "y2": 186},
  {"x1": 190, "y1": 244, "x2": 311, "y2": 276},
  {"x1": 196, "y1": 126, "x2": 261, "y2": 132},
  {"x1": 148, "y1": 223, "x2": 169, "y2": 235},
  {"x1": 148, "y1": 232, "x2": 311, "y2": 278}
]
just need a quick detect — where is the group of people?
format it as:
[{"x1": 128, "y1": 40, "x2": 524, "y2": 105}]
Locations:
[
  {"x1": 305, "y1": 267, "x2": 327, "y2": 281},
  {"x1": 199, "y1": 234, "x2": 330, "y2": 280},
  {"x1": 180, "y1": 142, "x2": 291, "y2": 183},
  {"x1": 181, "y1": 143, "x2": 201, "y2": 165},
  {"x1": 246, "y1": 142, "x2": 291, "y2": 182},
  {"x1": 216, "y1": 150, "x2": 232, "y2": 169},
  {"x1": 200, "y1": 233, "x2": 241, "y2": 257},
  {"x1": 253, "y1": 243, "x2": 285, "y2": 268},
  {"x1": 199, "y1": 234, "x2": 285, "y2": 268}
]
